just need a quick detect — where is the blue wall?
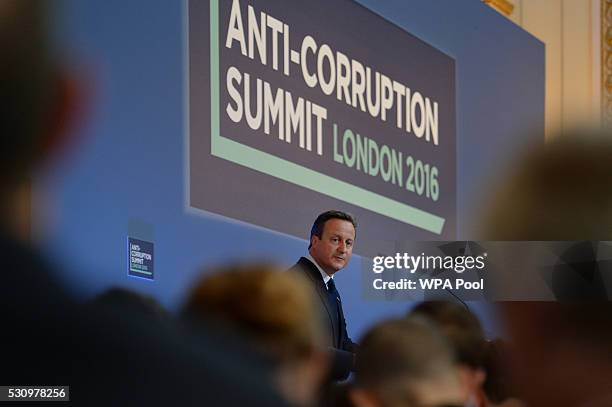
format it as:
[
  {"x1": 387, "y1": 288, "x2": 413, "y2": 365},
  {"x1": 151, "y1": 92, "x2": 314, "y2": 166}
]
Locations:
[{"x1": 39, "y1": 0, "x2": 543, "y2": 339}]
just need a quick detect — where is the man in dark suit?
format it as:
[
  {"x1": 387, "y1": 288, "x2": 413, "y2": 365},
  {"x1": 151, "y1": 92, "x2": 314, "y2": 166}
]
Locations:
[{"x1": 290, "y1": 210, "x2": 358, "y2": 381}]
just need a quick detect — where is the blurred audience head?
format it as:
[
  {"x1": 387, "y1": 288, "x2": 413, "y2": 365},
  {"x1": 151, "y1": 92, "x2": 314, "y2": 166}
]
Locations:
[
  {"x1": 481, "y1": 132, "x2": 612, "y2": 240},
  {"x1": 0, "y1": 0, "x2": 53, "y2": 182},
  {"x1": 409, "y1": 301, "x2": 487, "y2": 404},
  {"x1": 0, "y1": 0, "x2": 78, "y2": 238},
  {"x1": 482, "y1": 131, "x2": 612, "y2": 406},
  {"x1": 182, "y1": 263, "x2": 328, "y2": 407},
  {"x1": 90, "y1": 287, "x2": 170, "y2": 320},
  {"x1": 350, "y1": 316, "x2": 464, "y2": 407}
]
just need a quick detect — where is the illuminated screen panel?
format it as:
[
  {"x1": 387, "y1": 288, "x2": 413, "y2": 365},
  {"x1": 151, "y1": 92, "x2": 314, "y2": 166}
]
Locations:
[{"x1": 189, "y1": 0, "x2": 456, "y2": 243}]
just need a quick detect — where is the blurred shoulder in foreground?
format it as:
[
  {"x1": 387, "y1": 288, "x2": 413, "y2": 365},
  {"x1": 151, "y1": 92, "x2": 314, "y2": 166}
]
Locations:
[{"x1": 0, "y1": 1, "x2": 288, "y2": 405}]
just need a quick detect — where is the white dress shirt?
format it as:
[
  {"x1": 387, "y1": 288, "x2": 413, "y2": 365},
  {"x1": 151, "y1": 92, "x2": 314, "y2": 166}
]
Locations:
[{"x1": 306, "y1": 254, "x2": 333, "y2": 289}]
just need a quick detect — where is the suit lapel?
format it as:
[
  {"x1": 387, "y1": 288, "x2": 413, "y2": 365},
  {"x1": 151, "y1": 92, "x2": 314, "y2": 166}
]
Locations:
[{"x1": 297, "y1": 257, "x2": 338, "y2": 346}]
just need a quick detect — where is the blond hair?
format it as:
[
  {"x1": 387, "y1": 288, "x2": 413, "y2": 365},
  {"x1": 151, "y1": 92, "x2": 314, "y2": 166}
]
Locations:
[{"x1": 184, "y1": 264, "x2": 324, "y2": 363}]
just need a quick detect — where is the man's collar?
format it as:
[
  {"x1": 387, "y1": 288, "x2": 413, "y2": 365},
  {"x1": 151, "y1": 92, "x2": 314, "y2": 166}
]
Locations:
[{"x1": 306, "y1": 254, "x2": 332, "y2": 284}]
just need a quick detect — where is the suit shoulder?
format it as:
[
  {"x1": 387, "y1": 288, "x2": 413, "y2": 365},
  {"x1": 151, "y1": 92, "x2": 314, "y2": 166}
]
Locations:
[
  {"x1": 288, "y1": 257, "x2": 310, "y2": 272},
  {"x1": 287, "y1": 258, "x2": 319, "y2": 283}
]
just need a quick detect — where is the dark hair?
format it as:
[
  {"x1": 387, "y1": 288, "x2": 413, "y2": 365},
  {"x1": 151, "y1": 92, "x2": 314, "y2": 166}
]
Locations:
[
  {"x1": 91, "y1": 287, "x2": 169, "y2": 320},
  {"x1": 308, "y1": 210, "x2": 357, "y2": 249},
  {"x1": 482, "y1": 133, "x2": 612, "y2": 240},
  {"x1": 0, "y1": 1, "x2": 56, "y2": 189},
  {"x1": 410, "y1": 301, "x2": 486, "y2": 369}
]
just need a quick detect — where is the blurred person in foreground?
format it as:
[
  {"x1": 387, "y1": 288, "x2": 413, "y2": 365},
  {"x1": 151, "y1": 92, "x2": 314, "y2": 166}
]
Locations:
[
  {"x1": 0, "y1": 2, "x2": 287, "y2": 405},
  {"x1": 481, "y1": 340, "x2": 524, "y2": 407},
  {"x1": 409, "y1": 301, "x2": 488, "y2": 407},
  {"x1": 347, "y1": 317, "x2": 464, "y2": 407},
  {"x1": 289, "y1": 210, "x2": 359, "y2": 381},
  {"x1": 481, "y1": 132, "x2": 612, "y2": 407},
  {"x1": 182, "y1": 264, "x2": 329, "y2": 407},
  {"x1": 89, "y1": 286, "x2": 171, "y2": 321}
]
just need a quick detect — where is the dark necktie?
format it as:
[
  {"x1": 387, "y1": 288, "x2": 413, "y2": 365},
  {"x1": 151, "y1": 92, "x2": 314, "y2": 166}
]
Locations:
[
  {"x1": 327, "y1": 278, "x2": 339, "y2": 302},
  {"x1": 326, "y1": 278, "x2": 341, "y2": 346}
]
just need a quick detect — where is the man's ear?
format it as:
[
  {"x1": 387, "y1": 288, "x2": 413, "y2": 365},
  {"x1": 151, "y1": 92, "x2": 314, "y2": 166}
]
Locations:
[
  {"x1": 38, "y1": 68, "x2": 88, "y2": 164},
  {"x1": 310, "y1": 235, "x2": 319, "y2": 249}
]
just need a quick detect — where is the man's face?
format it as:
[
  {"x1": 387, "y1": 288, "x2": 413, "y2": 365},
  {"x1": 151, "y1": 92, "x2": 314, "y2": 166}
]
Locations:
[{"x1": 310, "y1": 218, "x2": 355, "y2": 275}]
